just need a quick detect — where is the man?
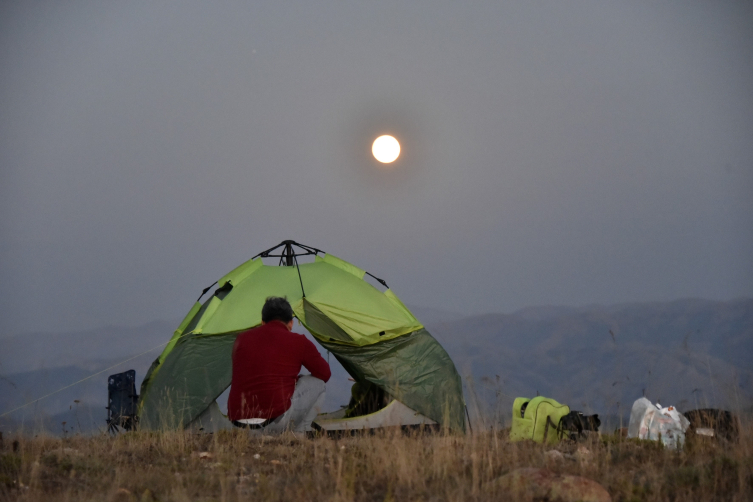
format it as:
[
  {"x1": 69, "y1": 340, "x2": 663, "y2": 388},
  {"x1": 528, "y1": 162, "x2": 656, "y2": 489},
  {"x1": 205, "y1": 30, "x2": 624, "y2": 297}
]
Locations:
[{"x1": 227, "y1": 296, "x2": 331, "y2": 434}]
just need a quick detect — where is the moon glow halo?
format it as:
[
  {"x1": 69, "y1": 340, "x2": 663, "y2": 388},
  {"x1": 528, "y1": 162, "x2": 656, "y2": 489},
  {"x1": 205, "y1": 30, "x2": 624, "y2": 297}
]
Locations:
[{"x1": 372, "y1": 135, "x2": 400, "y2": 164}]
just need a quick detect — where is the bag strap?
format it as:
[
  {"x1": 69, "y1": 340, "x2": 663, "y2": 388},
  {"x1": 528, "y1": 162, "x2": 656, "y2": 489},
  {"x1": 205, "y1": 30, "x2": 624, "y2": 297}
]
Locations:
[{"x1": 543, "y1": 415, "x2": 566, "y2": 443}]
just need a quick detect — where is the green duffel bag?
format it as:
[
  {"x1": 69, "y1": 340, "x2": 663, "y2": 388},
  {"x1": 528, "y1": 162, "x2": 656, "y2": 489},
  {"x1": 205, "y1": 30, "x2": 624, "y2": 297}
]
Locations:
[{"x1": 509, "y1": 396, "x2": 571, "y2": 445}]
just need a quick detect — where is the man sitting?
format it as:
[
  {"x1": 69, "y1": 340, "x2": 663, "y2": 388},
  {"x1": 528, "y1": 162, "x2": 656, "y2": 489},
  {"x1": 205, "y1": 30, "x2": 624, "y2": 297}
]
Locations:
[{"x1": 227, "y1": 297, "x2": 331, "y2": 434}]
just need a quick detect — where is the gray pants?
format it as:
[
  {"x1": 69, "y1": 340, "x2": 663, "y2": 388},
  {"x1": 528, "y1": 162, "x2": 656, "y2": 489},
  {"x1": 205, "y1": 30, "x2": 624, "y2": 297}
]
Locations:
[{"x1": 251, "y1": 376, "x2": 326, "y2": 434}]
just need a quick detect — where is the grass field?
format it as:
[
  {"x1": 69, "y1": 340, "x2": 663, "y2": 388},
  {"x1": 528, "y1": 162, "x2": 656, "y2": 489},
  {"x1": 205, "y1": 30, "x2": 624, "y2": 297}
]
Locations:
[{"x1": 1, "y1": 424, "x2": 751, "y2": 502}]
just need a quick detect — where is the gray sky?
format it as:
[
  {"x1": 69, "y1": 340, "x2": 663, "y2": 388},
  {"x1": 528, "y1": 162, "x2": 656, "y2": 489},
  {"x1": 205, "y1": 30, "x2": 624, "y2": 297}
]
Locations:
[{"x1": 1, "y1": 1, "x2": 752, "y2": 336}]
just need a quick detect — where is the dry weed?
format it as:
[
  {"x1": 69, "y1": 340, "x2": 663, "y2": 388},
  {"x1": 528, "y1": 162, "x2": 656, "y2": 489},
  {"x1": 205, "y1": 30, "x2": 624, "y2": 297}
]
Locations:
[{"x1": 0, "y1": 424, "x2": 751, "y2": 501}]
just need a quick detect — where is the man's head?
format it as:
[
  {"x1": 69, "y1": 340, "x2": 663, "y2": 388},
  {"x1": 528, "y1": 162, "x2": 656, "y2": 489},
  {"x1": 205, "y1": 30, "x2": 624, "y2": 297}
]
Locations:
[{"x1": 261, "y1": 296, "x2": 294, "y2": 330}]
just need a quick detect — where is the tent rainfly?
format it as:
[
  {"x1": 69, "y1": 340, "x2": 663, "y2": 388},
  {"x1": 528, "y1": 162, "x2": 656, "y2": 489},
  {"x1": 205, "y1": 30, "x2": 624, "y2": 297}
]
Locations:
[{"x1": 138, "y1": 241, "x2": 466, "y2": 432}]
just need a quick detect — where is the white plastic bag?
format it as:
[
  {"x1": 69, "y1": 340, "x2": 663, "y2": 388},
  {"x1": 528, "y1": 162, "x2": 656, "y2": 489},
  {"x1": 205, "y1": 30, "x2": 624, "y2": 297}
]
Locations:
[
  {"x1": 627, "y1": 397, "x2": 690, "y2": 450},
  {"x1": 658, "y1": 404, "x2": 689, "y2": 430}
]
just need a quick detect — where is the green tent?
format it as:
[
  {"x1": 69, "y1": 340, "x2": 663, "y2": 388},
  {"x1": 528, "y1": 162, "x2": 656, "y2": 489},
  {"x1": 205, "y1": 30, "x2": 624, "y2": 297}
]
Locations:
[{"x1": 138, "y1": 241, "x2": 466, "y2": 431}]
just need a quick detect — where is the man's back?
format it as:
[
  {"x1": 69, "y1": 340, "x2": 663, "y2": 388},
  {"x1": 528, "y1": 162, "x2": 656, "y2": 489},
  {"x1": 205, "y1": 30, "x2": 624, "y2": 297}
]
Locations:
[{"x1": 228, "y1": 321, "x2": 331, "y2": 421}]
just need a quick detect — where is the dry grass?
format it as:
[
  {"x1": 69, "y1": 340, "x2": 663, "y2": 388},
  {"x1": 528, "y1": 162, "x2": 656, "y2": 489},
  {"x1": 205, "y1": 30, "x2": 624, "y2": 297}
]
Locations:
[{"x1": 1, "y1": 425, "x2": 751, "y2": 501}]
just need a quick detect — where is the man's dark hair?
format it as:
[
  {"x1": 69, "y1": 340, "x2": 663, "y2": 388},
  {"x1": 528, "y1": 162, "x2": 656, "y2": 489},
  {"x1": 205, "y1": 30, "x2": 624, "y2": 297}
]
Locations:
[{"x1": 261, "y1": 296, "x2": 294, "y2": 324}]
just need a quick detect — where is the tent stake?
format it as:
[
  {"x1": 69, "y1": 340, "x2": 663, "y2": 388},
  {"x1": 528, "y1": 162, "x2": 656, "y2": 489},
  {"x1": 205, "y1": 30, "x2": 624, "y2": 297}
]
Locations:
[{"x1": 465, "y1": 405, "x2": 473, "y2": 434}]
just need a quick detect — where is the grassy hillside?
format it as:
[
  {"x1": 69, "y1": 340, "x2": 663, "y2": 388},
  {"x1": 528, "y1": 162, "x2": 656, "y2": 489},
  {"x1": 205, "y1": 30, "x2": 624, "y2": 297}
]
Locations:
[{"x1": 1, "y1": 426, "x2": 751, "y2": 501}]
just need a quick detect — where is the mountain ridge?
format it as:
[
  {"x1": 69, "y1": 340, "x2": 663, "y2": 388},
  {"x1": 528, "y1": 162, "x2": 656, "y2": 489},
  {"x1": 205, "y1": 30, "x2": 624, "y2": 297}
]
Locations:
[{"x1": 1, "y1": 298, "x2": 750, "y2": 432}]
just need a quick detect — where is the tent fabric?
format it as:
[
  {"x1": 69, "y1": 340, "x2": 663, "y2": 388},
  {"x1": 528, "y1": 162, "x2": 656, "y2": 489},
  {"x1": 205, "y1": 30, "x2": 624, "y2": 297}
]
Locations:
[
  {"x1": 140, "y1": 332, "x2": 237, "y2": 429},
  {"x1": 138, "y1": 252, "x2": 466, "y2": 431},
  {"x1": 318, "y1": 329, "x2": 465, "y2": 431},
  {"x1": 167, "y1": 256, "x2": 423, "y2": 343}
]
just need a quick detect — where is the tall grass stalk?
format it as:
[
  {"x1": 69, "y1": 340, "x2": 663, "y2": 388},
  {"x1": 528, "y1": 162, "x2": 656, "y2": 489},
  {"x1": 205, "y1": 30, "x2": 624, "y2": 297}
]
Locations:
[{"x1": 1, "y1": 421, "x2": 751, "y2": 501}]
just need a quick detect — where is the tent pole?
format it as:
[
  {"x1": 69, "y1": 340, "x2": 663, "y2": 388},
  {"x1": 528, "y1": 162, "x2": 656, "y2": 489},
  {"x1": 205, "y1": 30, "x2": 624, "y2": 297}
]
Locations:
[
  {"x1": 284, "y1": 241, "x2": 294, "y2": 266},
  {"x1": 293, "y1": 253, "x2": 306, "y2": 298},
  {"x1": 465, "y1": 405, "x2": 473, "y2": 434}
]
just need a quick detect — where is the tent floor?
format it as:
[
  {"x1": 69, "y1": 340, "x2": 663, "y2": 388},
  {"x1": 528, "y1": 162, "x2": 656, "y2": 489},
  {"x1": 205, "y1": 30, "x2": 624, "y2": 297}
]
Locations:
[
  {"x1": 313, "y1": 399, "x2": 437, "y2": 432},
  {"x1": 185, "y1": 399, "x2": 437, "y2": 434}
]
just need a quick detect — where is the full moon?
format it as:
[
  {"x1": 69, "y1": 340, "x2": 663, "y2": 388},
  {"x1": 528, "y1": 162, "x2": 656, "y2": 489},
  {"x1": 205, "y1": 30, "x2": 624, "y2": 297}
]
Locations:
[{"x1": 372, "y1": 135, "x2": 400, "y2": 163}]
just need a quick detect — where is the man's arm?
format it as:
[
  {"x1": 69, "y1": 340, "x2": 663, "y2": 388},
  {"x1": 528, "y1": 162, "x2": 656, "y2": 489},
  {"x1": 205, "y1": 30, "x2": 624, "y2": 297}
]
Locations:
[{"x1": 300, "y1": 337, "x2": 331, "y2": 382}]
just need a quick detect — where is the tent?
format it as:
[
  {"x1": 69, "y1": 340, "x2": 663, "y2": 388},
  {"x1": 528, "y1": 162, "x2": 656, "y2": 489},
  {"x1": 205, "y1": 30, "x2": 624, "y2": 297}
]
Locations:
[{"x1": 138, "y1": 241, "x2": 466, "y2": 431}]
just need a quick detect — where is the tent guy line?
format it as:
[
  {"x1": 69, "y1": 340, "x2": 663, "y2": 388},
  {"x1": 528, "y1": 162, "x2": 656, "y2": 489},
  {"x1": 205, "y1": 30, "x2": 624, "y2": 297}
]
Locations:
[{"x1": 0, "y1": 336, "x2": 179, "y2": 419}]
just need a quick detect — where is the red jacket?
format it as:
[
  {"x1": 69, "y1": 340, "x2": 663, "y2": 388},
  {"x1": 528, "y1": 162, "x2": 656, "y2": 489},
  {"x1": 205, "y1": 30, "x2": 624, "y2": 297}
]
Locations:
[{"x1": 227, "y1": 321, "x2": 331, "y2": 421}]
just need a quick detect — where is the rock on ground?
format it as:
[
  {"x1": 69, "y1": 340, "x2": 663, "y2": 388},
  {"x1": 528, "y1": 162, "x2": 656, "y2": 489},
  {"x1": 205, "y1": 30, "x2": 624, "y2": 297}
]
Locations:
[{"x1": 491, "y1": 467, "x2": 611, "y2": 502}]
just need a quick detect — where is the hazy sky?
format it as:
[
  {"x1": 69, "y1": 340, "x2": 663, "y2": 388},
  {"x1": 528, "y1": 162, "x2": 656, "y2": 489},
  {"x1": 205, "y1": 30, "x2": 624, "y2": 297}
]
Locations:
[{"x1": 1, "y1": 1, "x2": 752, "y2": 336}]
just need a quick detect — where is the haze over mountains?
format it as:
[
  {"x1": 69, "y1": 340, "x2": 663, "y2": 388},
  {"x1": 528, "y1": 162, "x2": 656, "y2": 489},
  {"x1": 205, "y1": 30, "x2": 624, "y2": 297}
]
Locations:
[
  {"x1": 1, "y1": 298, "x2": 751, "y2": 434},
  {"x1": 430, "y1": 299, "x2": 753, "y2": 427}
]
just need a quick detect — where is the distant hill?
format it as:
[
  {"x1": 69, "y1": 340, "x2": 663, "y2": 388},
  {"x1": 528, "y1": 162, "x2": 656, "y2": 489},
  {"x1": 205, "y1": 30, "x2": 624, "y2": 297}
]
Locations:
[
  {"x1": 0, "y1": 320, "x2": 177, "y2": 373},
  {"x1": 0, "y1": 321, "x2": 176, "y2": 433},
  {"x1": 1, "y1": 299, "x2": 751, "y2": 433},
  {"x1": 406, "y1": 304, "x2": 466, "y2": 325},
  {"x1": 430, "y1": 298, "x2": 753, "y2": 428}
]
